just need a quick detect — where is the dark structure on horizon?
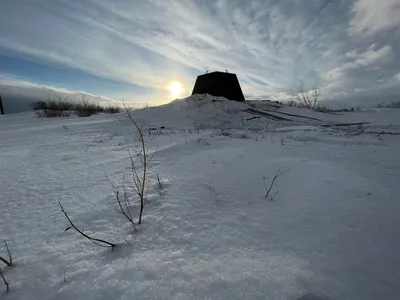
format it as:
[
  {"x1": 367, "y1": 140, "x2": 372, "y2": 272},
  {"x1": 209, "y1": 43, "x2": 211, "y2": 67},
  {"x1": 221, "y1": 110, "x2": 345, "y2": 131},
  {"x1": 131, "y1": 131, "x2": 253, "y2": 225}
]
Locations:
[
  {"x1": 191, "y1": 71, "x2": 245, "y2": 101},
  {"x1": 0, "y1": 95, "x2": 4, "y2": 115}
]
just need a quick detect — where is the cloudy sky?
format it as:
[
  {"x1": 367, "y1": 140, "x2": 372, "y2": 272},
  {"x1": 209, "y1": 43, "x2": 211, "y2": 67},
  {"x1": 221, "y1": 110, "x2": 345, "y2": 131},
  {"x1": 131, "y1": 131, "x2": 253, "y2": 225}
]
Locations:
[{"x1": 1, "y1": 0, "x2": 400, "y2": 112}]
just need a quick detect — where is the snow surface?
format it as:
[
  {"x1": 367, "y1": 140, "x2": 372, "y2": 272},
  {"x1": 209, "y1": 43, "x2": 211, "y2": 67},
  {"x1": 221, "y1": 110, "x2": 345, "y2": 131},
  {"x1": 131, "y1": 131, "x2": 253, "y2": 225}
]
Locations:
[{"x1": 1, "y1": 95, "x2": 400, "y2": 300}]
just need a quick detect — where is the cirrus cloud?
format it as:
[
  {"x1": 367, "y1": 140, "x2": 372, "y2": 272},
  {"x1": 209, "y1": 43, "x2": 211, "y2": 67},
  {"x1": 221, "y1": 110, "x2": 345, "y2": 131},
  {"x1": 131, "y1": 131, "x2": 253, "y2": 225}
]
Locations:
[
  {"x1": 348, "y1": 0, "x2": 400, "y2": 36},
  {"x1": 0, "y1": 0, "x2": 400, "y2": 113}
]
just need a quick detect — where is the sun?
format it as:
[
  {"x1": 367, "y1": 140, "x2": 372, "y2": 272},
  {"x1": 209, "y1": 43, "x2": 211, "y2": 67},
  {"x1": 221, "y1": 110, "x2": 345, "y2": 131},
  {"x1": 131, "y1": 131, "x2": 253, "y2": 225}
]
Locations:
[{"x1": 168, "y1": 81, "x2": 183, "y2": 98}]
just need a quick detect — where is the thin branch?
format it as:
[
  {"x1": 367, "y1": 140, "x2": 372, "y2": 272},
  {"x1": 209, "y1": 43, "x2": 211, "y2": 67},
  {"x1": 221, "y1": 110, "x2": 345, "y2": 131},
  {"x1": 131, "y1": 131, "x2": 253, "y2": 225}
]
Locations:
[
  {"x1": 58, "y1": 201, "x2": 116, "y2": 248},
  {"x1": 0, "y1": 241, "x2": 12, "y2": 266},
  {"x1": 270, "y1": 190, "x2": 279, "y2": 201},
  {"x1": 0, "y1": 257, "x2": 11, "y2": 267},
  {"x1": 4, "y1": 241, "x2": 12, "y2": 266},
  {"x1": 129, "y1": 152, "x2": 142, "y2": 193},
  {"x1": 156, "y1": 174, "x2": 162, "y2": 189},
  {"x1": 154, "y1": 187, "x2": 162, "y2": 196},
  {"x1": 122, "y1": 175, "x2": 134, "y2": 220},
  {"x1": 123, "y1": 236, "x2": 131, "y2": 246},
  {"x1": 151, "y1": 194, "x2": 161, "y2": 206},
  {"x1": 0, "y1": 268, "x2": 9, "y2": 292},
  {"x1": 263, "y1": 167, "x2": 291, "y2": 200},
  {"x1": 106, "y1": 176, "x2": 138, "y2": 232},
  {"x1": 106, "y1": 176, "x2": 123, "y2": 214},
  {"x1": 147, "y1": 147, "x2": 158, "y2": 165}
]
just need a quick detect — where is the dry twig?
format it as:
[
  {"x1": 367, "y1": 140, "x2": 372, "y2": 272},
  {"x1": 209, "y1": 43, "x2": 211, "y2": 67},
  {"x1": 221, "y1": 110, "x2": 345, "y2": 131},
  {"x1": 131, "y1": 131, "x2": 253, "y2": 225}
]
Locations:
[
  {"x1": 0, "y1": 241, "x2": 12, "y2": 267},
  {"x1": 107, "y1": 175, "x2": 137, "y2": 232},
  {"x1": 263, "y1": 167, "x2": 291, "y2": 200},
  {"x1": 0, "y1": 268, "x2": 9, "y2": 292},
  {"x1": 58, "y1": 201, "x2": 116, "y2": 248}
]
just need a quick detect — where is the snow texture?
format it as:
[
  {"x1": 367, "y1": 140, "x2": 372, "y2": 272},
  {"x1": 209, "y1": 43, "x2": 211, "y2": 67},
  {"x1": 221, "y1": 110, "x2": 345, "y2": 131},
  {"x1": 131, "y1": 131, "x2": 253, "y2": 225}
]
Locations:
[{"x1": 1, "y1": 95, "x2": 400, "y2": 299}]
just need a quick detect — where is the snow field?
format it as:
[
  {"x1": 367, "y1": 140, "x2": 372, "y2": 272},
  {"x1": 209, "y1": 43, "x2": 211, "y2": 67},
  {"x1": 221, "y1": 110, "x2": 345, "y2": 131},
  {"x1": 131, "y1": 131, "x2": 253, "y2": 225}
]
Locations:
[{"x1": 1, "y1": 96, "x2": 400, "y2": 299}]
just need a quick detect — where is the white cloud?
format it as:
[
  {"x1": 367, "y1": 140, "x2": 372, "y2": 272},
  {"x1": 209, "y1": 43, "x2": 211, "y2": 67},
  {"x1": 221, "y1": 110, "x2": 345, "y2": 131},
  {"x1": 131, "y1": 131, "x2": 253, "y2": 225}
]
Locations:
[
  {"x1": 326, "y1": 45, "x2": 393, "y2": 80},
  {"x1": 1, "y1": 75, "x2": 102, "y2": 96},
  {"x1": 354, "y1": 88, "x2": 367, "y2": 92},
  {"x1": 348, "y1": 0, "x2": 400, "y2": 35},
  {"x1": 1, "y1": 75, "x2": 88, "y2": 95},
  {"x1": 0, "y1": 0, "x2": 399, "y2": 104},
  {"x1": 0, "y1": 75, "x2": 170, "y2": 109},
  {"x1": 0, "y1": 0, "x2": 342, "y2": 99},
  {"x1": 395, "y1": 73, "x2": 400, "y2": 82},
  {"x1": 0, "y1": 36, "x2": 185, "y2": 92},
  {"x1": 0, "y1": 75, "x2": 116, "y2": 104},
  {"x1": 348, "y1": 44, "x2": 393, "y2": 66}
]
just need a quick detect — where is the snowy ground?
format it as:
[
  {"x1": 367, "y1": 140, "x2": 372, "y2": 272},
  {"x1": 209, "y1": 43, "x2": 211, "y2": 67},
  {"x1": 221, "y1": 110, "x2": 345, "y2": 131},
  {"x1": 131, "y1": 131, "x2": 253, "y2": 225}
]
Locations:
[{"x1": 1, "y1": 96, "x2": 400, "y2": 300}]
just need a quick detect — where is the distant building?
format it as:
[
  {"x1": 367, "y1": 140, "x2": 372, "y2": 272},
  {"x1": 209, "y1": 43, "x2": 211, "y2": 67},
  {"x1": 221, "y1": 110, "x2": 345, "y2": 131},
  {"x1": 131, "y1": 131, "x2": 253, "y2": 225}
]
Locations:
[
  {"x1": 191, "y1": 71, "x2": 245, "y2": 101},
  {"x1": 0, "y1": 95, "x2": 4, "y2": 115}
]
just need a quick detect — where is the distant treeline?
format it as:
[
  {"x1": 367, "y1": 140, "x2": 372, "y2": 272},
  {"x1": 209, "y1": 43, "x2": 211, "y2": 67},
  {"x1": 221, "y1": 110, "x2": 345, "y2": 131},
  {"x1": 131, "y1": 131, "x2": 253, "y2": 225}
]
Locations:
[{"x1": 30, "y1": 98, "x2": 121, "y2": 117}]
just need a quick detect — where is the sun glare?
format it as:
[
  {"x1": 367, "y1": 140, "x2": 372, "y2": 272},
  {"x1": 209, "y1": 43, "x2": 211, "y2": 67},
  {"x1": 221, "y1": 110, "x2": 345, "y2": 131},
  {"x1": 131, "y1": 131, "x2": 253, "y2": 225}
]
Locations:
[{"x1": 169, "y1": 81, "x2": 183, "y2": 98}]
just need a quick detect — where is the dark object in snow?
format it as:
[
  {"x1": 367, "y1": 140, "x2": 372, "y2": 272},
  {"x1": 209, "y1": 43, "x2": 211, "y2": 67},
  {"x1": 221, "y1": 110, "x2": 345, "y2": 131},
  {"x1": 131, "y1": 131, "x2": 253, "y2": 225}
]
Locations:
[
  {"x1": 247, "y1": 116, "x2": 261, "y2": 121},
  {"x1": 191, "y1": 71, "x2": 245, "y2": 101},
  {"x1": 261, "y1": 108, "x2": 321, "y2": 121},
  {"x1": 244, "y1": 108, "x2": 292, "y2": 121},
  {"x1": 149, "y1": 126, "x2": 165, "y2": 130},
  {"x1": 320, "y1": 122, "x2": 370, "y2": 127}
]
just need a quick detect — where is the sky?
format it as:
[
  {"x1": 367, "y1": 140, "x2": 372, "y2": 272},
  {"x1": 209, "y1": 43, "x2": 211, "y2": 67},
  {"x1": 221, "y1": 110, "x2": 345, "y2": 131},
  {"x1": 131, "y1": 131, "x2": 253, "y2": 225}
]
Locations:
[{"x1": 1, "y1": 0, "x2": 400, "y2": 113}]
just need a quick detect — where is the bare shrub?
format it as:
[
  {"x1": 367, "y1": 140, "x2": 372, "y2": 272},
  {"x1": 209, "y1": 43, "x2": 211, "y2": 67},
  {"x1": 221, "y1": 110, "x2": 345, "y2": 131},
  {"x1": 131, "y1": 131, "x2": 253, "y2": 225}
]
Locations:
[
  {"x1": 36, "y1": 109, "x2": 72, "y2": 118},
  {"x1": 375, "y1": 101, "x2": 400, "y2": 109},
  {"x1": 104, "y1": 104, "x2": 121, "y2": 114},
  {"x1": 195, "y1": 137, "x2": 210, "y2": 146},
  {"x1": 32, "y1": 97, "x2": 74, "y2": 117},
  {"x1": 293, "y1": 81, "x2": 320, "y2": 109},
  {"x1": 249, "y1": 126, "x2": 268, "y2": 140},
  {"x1": 124, "y1": 105, "x2": 154, "y2": 224},
  {"x1": 30, "y1": 97, "x2": 74, "y2": 111},
  {"x1": 74, "y1": 100, "x2": 104, "y2": 117},
  {"x1": 30, "y1": 100, "x2": 47, "y2": 110},
  {"x1": 31, "y1": 97, "x2": 118, "y2": 117},
  {"x1": 315, "y1": 104, "x2": 357, "y2": 113},
  {"x1": 263, "y1": 167, "x2": 291, "y2": 200},
  {"x1": 58, "y1": 201, "x2": 116, "y2": 248}
]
